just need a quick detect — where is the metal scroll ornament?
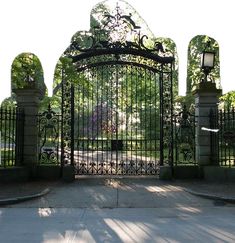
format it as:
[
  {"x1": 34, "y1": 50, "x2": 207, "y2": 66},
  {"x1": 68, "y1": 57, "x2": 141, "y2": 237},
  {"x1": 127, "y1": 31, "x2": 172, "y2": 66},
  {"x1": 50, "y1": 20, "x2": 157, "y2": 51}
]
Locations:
[
  {"x1": 38, "y1": 104, "x2": 60, "y2": 164},
  {"x1": 175, "y1": 105, "x2": 195, "y2": 164},
  {"x1": 67, "y1": 3, "x2": 167, "y2": 55}
]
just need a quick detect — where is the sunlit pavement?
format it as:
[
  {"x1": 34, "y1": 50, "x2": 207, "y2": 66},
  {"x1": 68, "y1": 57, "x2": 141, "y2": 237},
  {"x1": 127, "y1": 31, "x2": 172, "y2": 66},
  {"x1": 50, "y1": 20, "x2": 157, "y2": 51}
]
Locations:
[{"x1": 1, "y1": 178, "x2": 235, "y2": 242}]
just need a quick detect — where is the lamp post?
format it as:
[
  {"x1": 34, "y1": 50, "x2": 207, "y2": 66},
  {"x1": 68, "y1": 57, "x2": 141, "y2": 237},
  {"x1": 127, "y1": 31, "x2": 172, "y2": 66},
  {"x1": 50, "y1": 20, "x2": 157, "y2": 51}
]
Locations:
[{"x1": 201, "y1": 42, "x2": 215, "y2": 82}]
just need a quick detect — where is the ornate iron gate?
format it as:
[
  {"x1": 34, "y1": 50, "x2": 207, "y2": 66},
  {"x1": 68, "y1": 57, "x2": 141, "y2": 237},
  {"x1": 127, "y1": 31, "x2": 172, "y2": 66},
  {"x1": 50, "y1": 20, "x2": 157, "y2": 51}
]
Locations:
[{"x1": 60, "y1": 3, "x2": 174, "y2": 175}]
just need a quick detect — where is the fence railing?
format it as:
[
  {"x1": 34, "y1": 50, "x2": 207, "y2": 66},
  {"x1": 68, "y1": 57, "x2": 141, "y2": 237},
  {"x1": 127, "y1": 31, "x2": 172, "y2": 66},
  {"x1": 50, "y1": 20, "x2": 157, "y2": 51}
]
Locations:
[
  {"x1": 210, "y1": 107, "x2": 235, "y2": 167},
  {"x1": 0, "y1": 107, "x2": 24, "y2": 167}
]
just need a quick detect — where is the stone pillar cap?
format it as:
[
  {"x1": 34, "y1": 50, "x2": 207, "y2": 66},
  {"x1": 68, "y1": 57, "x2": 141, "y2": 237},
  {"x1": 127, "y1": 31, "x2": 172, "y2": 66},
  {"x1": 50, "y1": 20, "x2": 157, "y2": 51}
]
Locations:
[
  {"x1": 13, "y1": 87, "x2": 45, "y2": 100},
  {"x1": 192, "y1": 82, "x2": 222, "y2": 96}
]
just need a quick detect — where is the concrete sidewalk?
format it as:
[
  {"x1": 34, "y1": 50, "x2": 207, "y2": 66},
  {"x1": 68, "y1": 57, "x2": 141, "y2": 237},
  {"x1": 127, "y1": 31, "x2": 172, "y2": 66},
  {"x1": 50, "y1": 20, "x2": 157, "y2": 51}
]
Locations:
[
  {"x1": 1, "y1": 177, "x2": 235, "y2": 242},
  {"x1": 1, "y1": 206, "x2": 235, "y2": 243},
  {"x1": 175, "y1": 180, "x2": 235, "y2": 203},
  {"x1": 0, "y1": 180, "x2": 57, "y2": 206},
  {"x1": 1, "y1": 177, "x2": 235, "y2": 207}
]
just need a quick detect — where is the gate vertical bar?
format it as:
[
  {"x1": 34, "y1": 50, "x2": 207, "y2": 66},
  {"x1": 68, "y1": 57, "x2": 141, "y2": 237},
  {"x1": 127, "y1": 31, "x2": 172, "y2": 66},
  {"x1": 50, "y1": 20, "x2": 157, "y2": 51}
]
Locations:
[
  {"x1": 210, "y1": 108, "x2": 219, "y2": 165},
  {"x1": 170, "y1": 64, "x2": 174, "y2": 168},
  {"x1": 144, "y1": 68, "x2": 147, "y2": 171},
  {"x1": 115, "y1": 64, "x2": 119, "y2": 173},
  {"x1": 154, "y1": 72, "x2": 158, "y2": 171},
  {"x1": 61, "y1": 69, "x2": 65, "y2": 169},
  {"x1": 11, "y1": 108, "x2": 16, "y2": 165},
  {"x1": 7, "y1": 109, "x2": 11, "y2": 163},
  {"x1": 101, "y1": 67, "x2": 104, "y2": 174},
  {"x1": 70, "y1": 84, "x2": 74, "y2": 166},
  {"x1": 15, "y1": 107, "x2": 24, "y2": 166},
  {"x1": 159, "y1": 64, "x2": 164, "y2": 166},
  {"x1": 125, "y1": 66, "x2": 128, "y2": 174}
]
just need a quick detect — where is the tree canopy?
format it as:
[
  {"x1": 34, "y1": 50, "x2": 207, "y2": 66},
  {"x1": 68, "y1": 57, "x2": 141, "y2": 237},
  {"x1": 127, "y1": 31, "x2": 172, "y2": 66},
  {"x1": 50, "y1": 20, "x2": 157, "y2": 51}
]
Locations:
[
  {"x1": 220, "y1": 90, "x2": 235, "y2": 110},
  {"x1": 11, "y1": 52, "x2": 45, "y2": 93}
]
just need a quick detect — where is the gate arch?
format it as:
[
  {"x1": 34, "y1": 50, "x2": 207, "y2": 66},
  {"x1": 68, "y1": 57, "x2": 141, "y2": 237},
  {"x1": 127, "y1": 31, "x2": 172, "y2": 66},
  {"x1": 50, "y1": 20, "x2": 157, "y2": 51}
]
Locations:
[{"x1": 60, "y1": 2, "x2": 174, "y2": 175}]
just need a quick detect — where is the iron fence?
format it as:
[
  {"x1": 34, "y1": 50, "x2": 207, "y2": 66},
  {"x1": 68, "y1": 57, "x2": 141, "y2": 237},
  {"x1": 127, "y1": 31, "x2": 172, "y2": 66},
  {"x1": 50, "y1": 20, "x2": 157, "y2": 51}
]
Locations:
[
  {"x1": 0, "y1": 107, "x2": 24, "y2": 167},
  {"x1": 211, "y1": 108, "x2": 235, "y2": 167}
]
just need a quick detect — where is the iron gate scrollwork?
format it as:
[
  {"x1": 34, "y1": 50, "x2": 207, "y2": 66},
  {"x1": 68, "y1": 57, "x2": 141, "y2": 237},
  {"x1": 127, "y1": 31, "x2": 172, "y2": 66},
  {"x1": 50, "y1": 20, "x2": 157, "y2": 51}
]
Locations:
[
  {"x1": 38, "y1": 104, "x2": 61, "y2": 165},
  {"x1": 174, "y1": 105, "x2": 196, "y2": 165},
  {"x1": 60, "y1": 2, "x2": 175, "y2": 175}
]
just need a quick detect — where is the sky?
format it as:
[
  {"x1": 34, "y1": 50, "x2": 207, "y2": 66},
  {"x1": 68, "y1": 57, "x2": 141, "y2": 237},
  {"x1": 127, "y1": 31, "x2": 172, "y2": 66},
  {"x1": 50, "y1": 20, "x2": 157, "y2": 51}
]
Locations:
[{"x1": 0, "y1": 0, "x2": 235, "y2": 103}]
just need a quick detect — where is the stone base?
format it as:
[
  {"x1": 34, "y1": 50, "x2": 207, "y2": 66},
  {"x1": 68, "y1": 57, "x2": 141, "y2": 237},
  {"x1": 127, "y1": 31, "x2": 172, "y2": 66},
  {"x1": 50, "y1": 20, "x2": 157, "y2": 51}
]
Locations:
[
  {"x1": 62, "y1": 166, "x2": 75, "y2": 182},
  {"x1": 0, "y1": 167, "x2": 29, "y2": 182},
  {"x1": 159, "y1": 166, "x2": 173, "y2": 180},
  {"x1": 203, "y1": 166, "x2": 235, "y2": 182},
  {"x1": 36, "y1": 165, "x2": 61, "y2": 180},
  {"x1": 173, "y1": 166, "x2": 202, "y2": 179}
]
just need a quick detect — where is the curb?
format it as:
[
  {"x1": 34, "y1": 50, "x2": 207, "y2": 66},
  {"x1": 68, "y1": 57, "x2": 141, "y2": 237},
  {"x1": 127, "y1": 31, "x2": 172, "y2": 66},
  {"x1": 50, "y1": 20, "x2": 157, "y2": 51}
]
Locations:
[
  {"x1": 184, "y1": 188, "x2": 235, "y2": 203},
  {"x1": 0, "y1": 188, "x2": 50, "y2": 206}
]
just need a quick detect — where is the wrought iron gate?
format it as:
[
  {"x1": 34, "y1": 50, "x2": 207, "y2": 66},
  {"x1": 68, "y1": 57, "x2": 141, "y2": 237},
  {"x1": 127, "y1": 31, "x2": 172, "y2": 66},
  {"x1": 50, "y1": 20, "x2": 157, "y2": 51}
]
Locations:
[{"x1": 60, "y1": 3, "x2": 174, "y2": 175}]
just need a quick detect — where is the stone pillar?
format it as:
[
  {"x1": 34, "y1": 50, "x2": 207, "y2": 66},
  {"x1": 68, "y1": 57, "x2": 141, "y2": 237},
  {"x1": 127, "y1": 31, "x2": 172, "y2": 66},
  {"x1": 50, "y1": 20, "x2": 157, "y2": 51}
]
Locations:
[
  {"x1": 193, "y1": 82, "x2": 222, "y2": 166},
  {"x1": 13, "y1": 88, "x2": 42, "y2": 176}
]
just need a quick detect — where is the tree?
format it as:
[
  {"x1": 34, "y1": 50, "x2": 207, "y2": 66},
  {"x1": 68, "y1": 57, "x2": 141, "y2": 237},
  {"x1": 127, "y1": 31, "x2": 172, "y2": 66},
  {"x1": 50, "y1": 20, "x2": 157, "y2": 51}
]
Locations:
[
  {"x1": 175, "y1": 35, "x2": 222, "y2": 110},
  {"x1": 2, "y1": 53, "x2": 47, "y2": 109},
  {"x1": 0, "y1": 95, "x2": 16, "y2": 108},
  {"x1": 220, "y1": 91, "x2": 235, "y2": 110},
  {"x1": 156, "y1": 37, "x2": 179, "y2": 97},
  {"x1": 11, "y1": 53, "x2": 45, "y2": 92},
  {"x1": 187, "y1": 35, "x2": 220, "y2": 94}
]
